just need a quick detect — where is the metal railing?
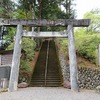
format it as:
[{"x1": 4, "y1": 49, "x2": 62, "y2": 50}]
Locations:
[
  {"x1": 0, "y1": 55, "x2": 1, "y2": 65},
  {"x1": 45, "y1": 40, "x2": 50, "y2": 86}
]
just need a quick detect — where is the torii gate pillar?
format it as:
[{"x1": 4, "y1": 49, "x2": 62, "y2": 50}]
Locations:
[
  {"x1": 68, "y1": 25, "x2": 79, "y2": 91},
  {"x1": 8, "y1": 24, "x2": 22, "y2": 92}
]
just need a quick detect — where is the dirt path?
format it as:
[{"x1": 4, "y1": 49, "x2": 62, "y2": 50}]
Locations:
[{"x1": 0, "y1": 87, "x2": 100, "y2": 100}]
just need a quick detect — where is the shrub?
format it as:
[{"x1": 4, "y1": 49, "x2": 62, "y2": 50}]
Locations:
[
  {"x1": 75, "y1": 31, "x2": 100, "y2": 63},
  {"x1": 19, "y1": 59, "x2": 32, "y2": 83},
  {"x1": 22, "y1": 37, "x2": 36, "y2": 60},
  {"x1": 57, "y1": 29, "x2": 100, "y2": 64},
  {"x1": 56, "y1": 38, "x2": 69, "y2": 59},
  {"x1": 20, "y1": 59, "x2": 32, "y2": 72},
  {"x1": 7, "y1": 37, "x2": 36, "y2": 60}
]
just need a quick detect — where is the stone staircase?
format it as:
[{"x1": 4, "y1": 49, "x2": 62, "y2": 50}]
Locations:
[{"x1": 30, "y1": 40, "x2": 61, "y2": 87}]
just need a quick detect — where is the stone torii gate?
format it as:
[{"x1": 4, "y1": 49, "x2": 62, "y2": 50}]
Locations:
[{"x1": 0, "y1": 19, "x2": 90, "y2": 92}]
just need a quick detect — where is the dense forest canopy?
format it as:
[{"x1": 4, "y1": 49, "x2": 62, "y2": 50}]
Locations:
[
  {"x1": 0, "y1": 0, "x2": 76, "y2": 49},
  {"x1": 0, "y1": 0, "x2": 76, "y2": 19}
]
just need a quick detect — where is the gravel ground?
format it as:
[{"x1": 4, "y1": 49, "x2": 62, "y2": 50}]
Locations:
[{"x1": 0, "y1": 87, "x2": 100, "y2": 100}]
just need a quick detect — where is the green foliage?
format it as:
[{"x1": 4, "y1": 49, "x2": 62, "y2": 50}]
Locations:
[
  {"x1": 5, "y1": 28, "x2": 16, "y2": 42},
  {"x1": 6, "y1": 42, "x2": 14, "y2": 50},
  {"x1": 75, "y1": 31, "x2": 100, "y2": 63},
  {"x1": 0, "y1": 0, "x2": 16, "y2": 18},
  {"x1": 59, "y1": 38, "x2": 68, "y2": 52},
  {"x1": 13, "y1": 9, "x2": 31, "y2": 19},
  {"x1": 22, "y1": 37, "x2": 36, "y2": 60},
  {"x1": 19, "y1": 60, "x2": 32, "y2": 83},
  {"x1": 20, "y1": 59, "x2": 32, "y2": 72},
  {"x1": 57, "y1": 38, "x2": 69, "y2": 59},
  {"x1": 57, "y1": 29, "x2": 100, "y2": 64},
  {"x1": 84, "y1": 8, "x2": 100, "y2": 33},
  {"x1": 7, "y1": 37, "x2": 36, "y2": 61},
  {"x1": 16, "y1": 0, "x2": 76, "y2": 31}
]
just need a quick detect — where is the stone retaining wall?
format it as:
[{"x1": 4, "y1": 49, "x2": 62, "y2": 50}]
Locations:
[
  {"x1": 78, "y1": 67, "x2": 100, "y2": 89},
  {"x1": 57, "y1": 46, "x2": 100, "y2": 89}
]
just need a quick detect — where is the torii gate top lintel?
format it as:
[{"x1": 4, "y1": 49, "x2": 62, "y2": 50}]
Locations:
[{"x1": 0, "y1": 19, "x2": 90, "y2": 27}]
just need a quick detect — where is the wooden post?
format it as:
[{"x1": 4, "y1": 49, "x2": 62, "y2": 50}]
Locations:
[
  {"x1": 98, "y1": 44, "x2": 100, "y2": 67},
  {"x1": 8, "y1": 24, "x2": 23, "y2": 92},
  {"x1": 0, "y1": 55, "x2": 1, "y2": 65},
  {"x1": 67, "y1": 25, "x2": 79, "y2": 92}
]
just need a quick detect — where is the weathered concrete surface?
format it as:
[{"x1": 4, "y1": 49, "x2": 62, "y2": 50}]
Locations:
[
  {"x1": 0, "y1": 19, "x2": 90, "y2": 27},
  {"x1": 68, "y1": 25, "x2": 79, "y2": 91},
  {"x1": 9, "y1": 24, "x2": 22, "y2": 92}
]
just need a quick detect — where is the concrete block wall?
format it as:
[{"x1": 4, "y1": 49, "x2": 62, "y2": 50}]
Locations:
[
  {"x1": 1, "y1": 54, "x2": 12, "y2": 65},
  {"x1": 0, "y1": 66, "x2": 11, "y2": 80}
]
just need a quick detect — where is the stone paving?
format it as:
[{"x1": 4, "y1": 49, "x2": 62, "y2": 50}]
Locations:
[{"x1": 0, "y1": 87, "x2": 100, "y2": 100}]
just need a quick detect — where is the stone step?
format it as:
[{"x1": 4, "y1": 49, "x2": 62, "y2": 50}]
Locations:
[
  {"x1": 30, "y1": 82, "x2": 61, "y2": 86},
  {"x1": 30, "y1": 40, "x2": 61, "y2": 87},
  {"x1": 31, "y1": 79, "x2": 61, "y2": 82}
]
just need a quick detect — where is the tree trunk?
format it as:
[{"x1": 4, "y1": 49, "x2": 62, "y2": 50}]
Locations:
[{"x1": 24, "y1": 9, "x2": 28, "y2": 31}]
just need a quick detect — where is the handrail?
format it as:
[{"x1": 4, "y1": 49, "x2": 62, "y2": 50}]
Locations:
[
  {"x1": 45, "y1": 40, "x2": 50, "y2": 86},
  {"x1": 0, "y1": 55, "x2": 1, "y2": 65}
]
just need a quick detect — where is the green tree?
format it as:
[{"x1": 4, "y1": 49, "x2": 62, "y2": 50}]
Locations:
[
  {"x1": 84, "y1": 8, "x2": 100, "y2": 33},
  {"x1": 61, "y1": 0, "x2": 76, "y2": 18},
  {"x1": 0, "y1": 0, "x2": 16, "y2": 18},
  {"x1": 17, "y1": 0, "x2": 75, "y2": 19},
  {"x1": 14, "y1": 0, "x2": 76, "y2": 32}
]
